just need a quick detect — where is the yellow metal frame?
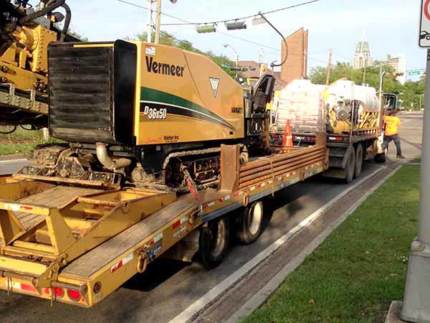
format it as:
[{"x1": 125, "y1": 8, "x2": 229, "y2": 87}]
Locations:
[
  {"x1": 0, "y1": 25, "x2": 56, "y2": 92},
  {"x1": 0, "y1": 145, "x2": 328, "y2": 307},
  {"x1": 0, "y1": 181, "x2": 175, "y2": 290}
]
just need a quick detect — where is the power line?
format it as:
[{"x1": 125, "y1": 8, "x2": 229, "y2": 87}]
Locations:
[
  {"x1": 160, "y1": 0, "x2": 320, "y2": 26},
  {"x1": 118, "y1": 0, "x2": 342, "y2": 68},
  {"x1": 117, "y1": 0, "x2": 282, "y2": 53}
]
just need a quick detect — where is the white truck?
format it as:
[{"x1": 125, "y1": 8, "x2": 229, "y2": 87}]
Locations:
[{"x1": 271, "y1": 79, "x2": 392, "y2": 183}]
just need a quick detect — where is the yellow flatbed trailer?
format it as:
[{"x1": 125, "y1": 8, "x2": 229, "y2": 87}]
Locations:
[{"x1": 0, "y1": 143, "x2": 327, "y2": 307}]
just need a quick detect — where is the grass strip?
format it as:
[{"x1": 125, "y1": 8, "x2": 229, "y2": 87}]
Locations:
[{"x1": 244, "y1": 165, "x2": 419, "y2": 323}]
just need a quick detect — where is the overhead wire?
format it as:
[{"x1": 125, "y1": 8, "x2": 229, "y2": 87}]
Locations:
[
  {"x1": 117, "y1": 0, "x2": 330, "y2": 65},
  {"x1": 117, "y1": 0, "x2": 283, "y2": 53},
  {"x1": 160, "y1": 0, "x2": 320, "y2": 26}
]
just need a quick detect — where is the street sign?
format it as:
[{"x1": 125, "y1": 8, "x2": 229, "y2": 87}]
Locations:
[
  {"x1": 408, "y1": 69, "x2": 425, "y2": 76},
  {"x1": 420, "y1": 0, "x2": 430, "y2": 47}
]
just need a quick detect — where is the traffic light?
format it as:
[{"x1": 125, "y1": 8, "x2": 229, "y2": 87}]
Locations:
[
  {"x1": 225, "y1": 21, "x2": 247, "y2": 30},
  {"x1": 196, "y1": 24, "x2": 216, "y2": 33}
]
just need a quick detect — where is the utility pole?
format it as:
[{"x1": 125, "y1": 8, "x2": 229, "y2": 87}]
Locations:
[
  {"x1": 399, "y1": 5, "x2": 430, "y2": 320},
  {"x1": 378, "y1": 65, "x2": 385, "y2": 127},
  {"x1": 146, "y1": 0, "x2": 153, "y2": 43},
  {"x1": 378, "y1": 65, "x2": 386, "y2": 106},
  {"x1": 362, "y1": 57, "x2": 367, "y2": 85},
  {"x1": 258, "y1": 48, "x2": 265, "y2": 64},
  {"x1": 224, "y1": 44, "x2": 239, "y2": 79},
  {"x1": 420, "y1": 93, "x2": 424, "y2": 110},
  {"x1": 401, "y1": 48, "x2": 430, "y2": 322},
  {"x1": 154, "y1": 0, "x2": 162, "y2": 44},
  {"x1": 325, "y1": 48, "x2": 332, "y2": 85}
]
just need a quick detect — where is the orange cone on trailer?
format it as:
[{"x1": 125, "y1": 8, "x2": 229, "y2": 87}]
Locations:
[{"x1": 282, "y1": 119, "x2": 293, "y2": 148}]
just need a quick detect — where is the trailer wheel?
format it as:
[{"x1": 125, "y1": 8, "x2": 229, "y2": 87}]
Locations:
[
  {"x1": 236, "y1": 201, "x2": 265, "y2": 244},
  {"x1": 198, "y1": 217, "x2": 230, "y2": 269},
  {"x1": 354, "y1": 144, "x2": 364, "y2": 178},
  {"x1": 344, "y1": 148, "x2": 356, "y2": 184}
]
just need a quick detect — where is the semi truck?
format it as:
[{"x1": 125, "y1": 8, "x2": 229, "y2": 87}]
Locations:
[{"x1": 271, "y1": 79, "x2": 394, "y2": 183}]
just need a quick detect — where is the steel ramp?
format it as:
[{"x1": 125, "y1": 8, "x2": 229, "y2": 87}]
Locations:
[
  {"x1": 62, "y1": 194, "x2": 200, "y2": 278},
  {"x1": 16, "y1": 186, "x2": 102, "y2": 230},
  {"x1": 0, "y1": 181, "x2": 176, "y2": 288}
]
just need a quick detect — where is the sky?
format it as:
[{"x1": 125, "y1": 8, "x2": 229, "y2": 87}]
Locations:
[{"x1": 65, "y1": 0, "x2": 425, "y2": 79}]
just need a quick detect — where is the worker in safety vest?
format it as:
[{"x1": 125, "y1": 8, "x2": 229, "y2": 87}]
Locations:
[{"x1": 383, "y1": 109, "x2": 404, "y2": 159}]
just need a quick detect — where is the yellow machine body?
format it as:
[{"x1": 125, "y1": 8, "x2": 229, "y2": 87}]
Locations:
[
  {"x1": 48, "y1": 41, "x2": 245, "y2": 146},
  {"x1": 136, "y1": 42, "x2": 245, "y2": 145}
]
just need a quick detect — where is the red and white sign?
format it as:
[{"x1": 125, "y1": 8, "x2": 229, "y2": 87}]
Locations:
[{"x1": 420, "y1": 0, "x2": 430, "y2": 47}]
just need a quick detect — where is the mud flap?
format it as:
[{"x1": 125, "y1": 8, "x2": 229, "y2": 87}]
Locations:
[{"x1": 376, "y1": 133, "x2": 385, "y2": 154}]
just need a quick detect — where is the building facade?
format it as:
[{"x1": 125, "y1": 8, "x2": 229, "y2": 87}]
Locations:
[
  {"x1": 280, "y1": 27, "x2": 309, "y2": 85},
  {"x1": 385, "y1": 55, "x2": 406, "y2": 85},
  {"x1": 353, "y1": 41, "x2": 373, "y2": 69}
]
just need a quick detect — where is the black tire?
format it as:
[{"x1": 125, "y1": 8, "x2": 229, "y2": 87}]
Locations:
[
  {"x1": 354, "y1": 144, "x2": 364, "y2": 179},
  {"x1": 344, "y1": 148, "x2": 356, "y2": 184},
  {"x1": 198, "y1": 217, "x2": 230, "y2": 269},
  {"x1": 236, "y1": 201, "x2": 265, "y2": 244},
  {"x1": 374, "y1": 153, "x2": 386, "y2": 163}
]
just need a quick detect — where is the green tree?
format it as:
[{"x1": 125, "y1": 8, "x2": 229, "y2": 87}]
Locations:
[
  {"x1": 134, "y1": 31, "x2": 235, "y2": 77},
  {"x1": 310, "y1": 62, "x2": 399, "y2": 90},
  {"x1": 399, "y1": 79, "x2": 425, "y2": 110}
]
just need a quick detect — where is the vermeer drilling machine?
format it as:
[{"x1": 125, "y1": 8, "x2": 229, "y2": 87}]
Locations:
[{"x1": 18, "y1": 40, "x2": 275, "y2": 191}]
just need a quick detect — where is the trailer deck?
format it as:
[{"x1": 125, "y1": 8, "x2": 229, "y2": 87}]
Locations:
[{"x1": 0, "y1": 143, "x2": 328, "y2": 307}]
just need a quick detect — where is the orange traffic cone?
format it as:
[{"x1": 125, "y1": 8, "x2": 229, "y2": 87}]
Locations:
[{"x1": 282, "y1": 120, "x2": 293, "y2": 148}]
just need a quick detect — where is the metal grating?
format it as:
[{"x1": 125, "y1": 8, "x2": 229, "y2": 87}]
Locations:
[{"x1": 48, "y1": 45, "x2": 115, "y2": 143}]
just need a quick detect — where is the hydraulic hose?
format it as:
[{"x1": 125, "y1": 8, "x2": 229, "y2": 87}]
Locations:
[
  {"x1": 59, "y1": 3, "x2": 71, "y2": 41},
  {"x1": 19, "y1": 1, "x2": 71, "y2": 42},
  {"x1": 19, "y1": 0, "x2": 65, "y2": 25}
]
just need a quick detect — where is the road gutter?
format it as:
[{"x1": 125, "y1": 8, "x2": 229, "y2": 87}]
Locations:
[{"x1": 0, "y1": 158, "x2": 29, "y2": 176}]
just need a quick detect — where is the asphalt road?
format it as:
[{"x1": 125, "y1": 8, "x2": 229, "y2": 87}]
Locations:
[
  {"x1": 0, "y1": 158, "x2": 29, "y2": 176},
  {"x1": 0, "y1": 112, "x2": 422, "y2": 323}
]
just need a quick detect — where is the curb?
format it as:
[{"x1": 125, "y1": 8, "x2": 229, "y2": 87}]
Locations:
[
  {"x1": 225, "y1": 164, "x2": 402, "y2": 323},
  {"x1": 385, "y1": 301, "x2": 407, "y2": 323},
  {"x1": 171, "y1": 163, "x2": 401, "y2": 323}
]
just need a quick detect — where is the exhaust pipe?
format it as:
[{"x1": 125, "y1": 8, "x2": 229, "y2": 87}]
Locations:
[{"x1": 96, "y1": 142, "x2": 131, "y2": 171}]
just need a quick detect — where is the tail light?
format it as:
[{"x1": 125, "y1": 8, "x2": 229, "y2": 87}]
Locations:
[
  {"x1": 293, "y1": 135, "x2": 316, "y2": 143},
  {"x1": 20, "y1": 283, "x2": 36, "y2": 293},
  {"x1": 328, "y1": 136, "x2": 345, "y2": 142},
  {"x1": 54, "y1": 287, "x2": 65, "y2": 298},
  {"x1": 67, "y1": 288, "x2": 82, "y2": 301}
]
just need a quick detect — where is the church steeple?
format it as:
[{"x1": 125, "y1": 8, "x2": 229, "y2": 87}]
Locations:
[{"x1": 353, "y1": 33, "x2": 372, "y2": 69}]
